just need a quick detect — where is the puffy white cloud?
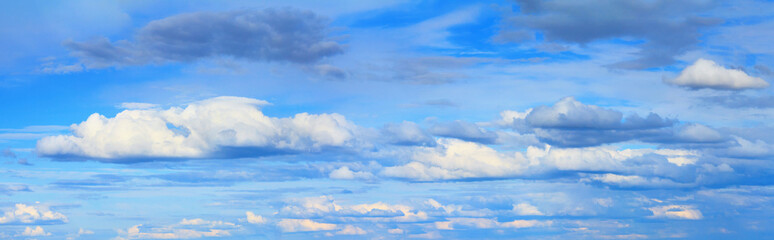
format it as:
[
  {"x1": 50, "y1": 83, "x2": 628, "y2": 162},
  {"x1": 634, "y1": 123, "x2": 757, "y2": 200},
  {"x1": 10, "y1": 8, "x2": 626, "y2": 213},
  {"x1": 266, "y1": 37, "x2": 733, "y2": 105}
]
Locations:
[
  {"x1": 382, "y1": 138, "x2": 532, "y2": 180},
  {"x1": 388, "y1": 228, "x2": 404, "y2": 234},
  {"x1": 512, "y1": 203, "x2": 544, "y2": 216},
  {"x1": 277, "y1": 219, "x2": 336, "y2": 232},
  {"x1": 19, "y1": 226, "x2": 50, "y2": 237},
  {"x1": 37, "y1": 96, "x2": 363, "y2": 161},
  {"x1": 383, "y1": 138, "x2": 701, "y2": 181},
  {"x1": 0, "y1": 203, "x2": 68, "y2": 224},
  {"x1": 336, "y1": 225, "x2": 367, "y2": 235},
  {"x1": 667, "y1": 58, "x2": 769, "y2": 90},
  {"x1": 246, "y1": 211, "x2": 267, "y2": 224},
  {"x1": 648, "y1": 205, "x2": 703, "y2": 220},
  {"x1": 329, "y1": 166, "x2": 375, "y2": 180}
]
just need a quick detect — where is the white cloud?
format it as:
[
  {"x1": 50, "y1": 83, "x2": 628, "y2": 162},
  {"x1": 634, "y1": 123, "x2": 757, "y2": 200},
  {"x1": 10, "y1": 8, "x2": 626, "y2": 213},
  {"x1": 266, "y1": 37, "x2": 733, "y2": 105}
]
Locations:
[
  {"x1": 246, "y1": 211, "x2": 266, "y2": 224},
  {"x1": 512, "y1": 203, "x2": 544, "y2": 216},
  {"x1": 117, "y1": 221, "x2": 234, "y2": 239},
  {"x1": 667, "y1": 58, "x2": 769, "y2": 90},
  {"x1": 78, "y1": 228, "x2": 95, "y2": 235},
  {"x1": 383, "y1": 138, "x2": 699, "y2": 181},
  {"x1": 277, "y1": 219, "x2": 337, "y2": 232},
  {"x1": 19, "y1": 226, "x2": 50, "y2": 237},
  {"x1": 336, "y1": 225, "x2": 367, "y2": 235},
  {"x1": 280, "y1": 196, "x2": 429, "y2": 222},
  {"x1": 388, "y1": 228, "x2": 404, "y2": 234},
  {"x1": 0, "y1": 203, "x2": 68, "y2": 224},
  {"x1": 37, "y1": 96, "x2": 363, "y2": 160},
  {"x1": 329, "y1": 166, "x2": 375, "y2": 180},
  {"x1": 648, "y1": 205, "x2": 703, "y2": 220},
  {"x1": 381, "y1": 138, "x2": 532, "y2": 181}
]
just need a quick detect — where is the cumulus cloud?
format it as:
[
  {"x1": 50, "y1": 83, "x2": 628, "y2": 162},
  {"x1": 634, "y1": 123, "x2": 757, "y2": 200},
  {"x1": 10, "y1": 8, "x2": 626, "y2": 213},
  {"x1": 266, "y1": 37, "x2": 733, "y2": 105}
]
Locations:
[
  {"x1": 37, "y1": 96, "x2": 363, "y2": 162},
  {"x1": 19, "y1": 226, "x2": 50, "y2": 237},
  {"x1": 648, "y1": 205, "x2": 703, "y2": 220},
  {"x1": 512, "y1": 203, "x2": 544, "y2": 216},
  {"x1": 667, "y1": 59, "x2": 769, "y2": 90},
  {"x1": 0, "y1": 203, "x2": 68, "y2": 225},
  {"x1": 246, "y1": 211, "x2": 267, "y2": 224},
  {"x1": 382, "y1": 137, "x2": 702, "y2": 181},
  {"x1": 499, "y1": 0, "x2": 721, "y2": 69},
  {"x1": 381, "y1": 138, "x2": 532, "y2": 181},
  {"x1": 65, "y1": 8, "x2": 343, "y2": 69},
  {"x1": 329, "y1": 166, "x2": 375, "y2": 180},
  {"x1": 277, "y1": 219, "x2": 336, "y2": 232}
]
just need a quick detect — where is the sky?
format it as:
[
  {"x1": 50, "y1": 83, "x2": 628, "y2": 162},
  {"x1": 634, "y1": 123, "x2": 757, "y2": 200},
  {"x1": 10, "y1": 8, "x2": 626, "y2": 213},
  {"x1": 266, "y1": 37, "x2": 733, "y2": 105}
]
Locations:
[{"x1": 1, "y1": 0, "x2": 774, "y2": 239}]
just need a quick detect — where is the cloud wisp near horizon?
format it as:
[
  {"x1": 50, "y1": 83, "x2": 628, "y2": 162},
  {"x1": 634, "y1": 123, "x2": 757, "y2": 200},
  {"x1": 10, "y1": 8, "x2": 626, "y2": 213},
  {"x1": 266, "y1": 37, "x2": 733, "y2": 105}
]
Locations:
[{"x1": 1, "y1": 0, "x2": 774, "y2": 239}]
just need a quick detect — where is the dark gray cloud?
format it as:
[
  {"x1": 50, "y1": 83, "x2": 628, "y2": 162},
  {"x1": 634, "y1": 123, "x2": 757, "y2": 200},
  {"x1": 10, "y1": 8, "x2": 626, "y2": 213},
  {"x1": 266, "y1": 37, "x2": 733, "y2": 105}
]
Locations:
[
  {"x1": 499, "y1": 0, "x2": 721, "y2": 69},
  {"x1": 65, "y1": 8, "x2": 343, "y2": 68}
]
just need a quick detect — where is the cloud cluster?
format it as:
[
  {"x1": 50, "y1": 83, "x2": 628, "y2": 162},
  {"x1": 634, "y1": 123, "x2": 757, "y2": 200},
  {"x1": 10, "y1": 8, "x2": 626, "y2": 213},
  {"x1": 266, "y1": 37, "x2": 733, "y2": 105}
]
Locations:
[
  {"x1": 0, "y1": 204, "x2": 68, "y2": 225},
  {"x1": 499, "y1": 0, "x2": 721, "y2": 69},
  {"x1": 381, "y1": 137, "x2": 706, "y2": 182},
  {"x1": 115, "y1": 218, "x2": 237, "y2": 240},
  {"x1": 667, "y1": 59, "x2": 769, "y2": 90},
  {"x1": 19, "y1": 226, "x2": 50, "y2": 237},
  {"x1": 648, "y1": 205, "x2": 703, "y2": 220},
  {"x1": 496, "y1": 97, "x2": 733, "y2": 147},
  {"x1": 65, "y1": 8, "x2": 343, "y2": 69},
  {"x1": 37, "y1": 96, "x2": 363, "y2": 161}
]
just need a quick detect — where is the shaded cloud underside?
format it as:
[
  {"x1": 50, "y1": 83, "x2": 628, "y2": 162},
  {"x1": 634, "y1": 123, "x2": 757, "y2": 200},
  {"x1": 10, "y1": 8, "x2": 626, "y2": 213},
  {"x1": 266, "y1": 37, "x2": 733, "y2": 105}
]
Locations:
[{"x1": 64, "y1": 8, "x2": 343, "y2": 69}]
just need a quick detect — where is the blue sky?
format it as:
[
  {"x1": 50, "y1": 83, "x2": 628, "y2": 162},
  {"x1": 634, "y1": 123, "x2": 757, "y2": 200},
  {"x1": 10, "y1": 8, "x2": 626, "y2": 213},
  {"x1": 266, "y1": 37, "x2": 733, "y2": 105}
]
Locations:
[{"x1": 1, "y1": 0, "x2": 774, "y2": 239}]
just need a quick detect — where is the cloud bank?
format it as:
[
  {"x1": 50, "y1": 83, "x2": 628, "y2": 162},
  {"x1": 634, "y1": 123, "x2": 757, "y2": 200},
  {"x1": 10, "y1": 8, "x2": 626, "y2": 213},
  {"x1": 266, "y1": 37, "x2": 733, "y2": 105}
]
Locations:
[{"x1": 37, "y1": 96, "x2": 363, "y2": 162}]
